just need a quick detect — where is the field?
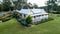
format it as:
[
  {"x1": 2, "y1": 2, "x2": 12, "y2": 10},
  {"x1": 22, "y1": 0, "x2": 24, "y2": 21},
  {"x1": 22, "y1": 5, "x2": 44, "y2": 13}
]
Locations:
[{"x1": 0, "y1": 14, "x2": 60, "y2": 34}]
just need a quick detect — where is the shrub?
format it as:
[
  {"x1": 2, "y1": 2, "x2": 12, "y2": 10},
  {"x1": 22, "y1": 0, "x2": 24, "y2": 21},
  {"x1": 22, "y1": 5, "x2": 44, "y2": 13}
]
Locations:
[
  {"x1": 49, "y1": 15, "x2": 54, "y2": 20},
  {"x1": 40, "y1": 16, "x2": 54, "y2": 24},
  {"x1": 12, "y1": 12, "x2": 18, "y2": 18},
  {"x1": 26, "y1": 15, "x2": 32, "y2": 24}
]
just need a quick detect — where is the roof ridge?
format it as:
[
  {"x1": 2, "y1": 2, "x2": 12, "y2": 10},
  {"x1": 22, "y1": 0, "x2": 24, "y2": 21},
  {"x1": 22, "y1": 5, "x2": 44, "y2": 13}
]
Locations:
[{"x1": 30, "y1": 9, "x2": 34, "y2": 14}]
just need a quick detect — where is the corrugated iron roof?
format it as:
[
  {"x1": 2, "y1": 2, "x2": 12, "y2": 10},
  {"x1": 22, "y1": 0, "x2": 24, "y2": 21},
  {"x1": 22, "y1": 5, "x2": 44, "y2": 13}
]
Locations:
[{"x1": 17, "y1": 9, "x2": 48, "y2": 16}]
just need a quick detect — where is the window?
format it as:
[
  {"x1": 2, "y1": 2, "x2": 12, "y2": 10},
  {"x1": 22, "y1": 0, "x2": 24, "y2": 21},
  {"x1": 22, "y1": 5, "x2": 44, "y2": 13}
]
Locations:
[
  {"x1": 37, "y1": 15, "x2": 39, "y2": 17},
  {"x1": 24, "y1": 14, "x2": 26, "y2": 17},
  {"x1": 42, "y1": 14, "x2": 44, "y2": 16},
  {"x1": 34, "y1": 16, "x2": 36, "y2": 18},
  {"x1": 39, "y1": 15, "x2": 41, "y2": 17}
]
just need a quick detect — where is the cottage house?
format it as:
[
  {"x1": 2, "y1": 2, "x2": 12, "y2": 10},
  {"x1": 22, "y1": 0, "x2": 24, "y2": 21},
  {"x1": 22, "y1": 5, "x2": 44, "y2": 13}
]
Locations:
[{"x1": 17, "y1": 9, "x2": 48, "y2": 22}]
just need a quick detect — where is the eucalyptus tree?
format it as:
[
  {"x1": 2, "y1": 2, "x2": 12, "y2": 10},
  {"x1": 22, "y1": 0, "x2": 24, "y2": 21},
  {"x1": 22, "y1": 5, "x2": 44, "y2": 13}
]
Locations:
[
  {"x1": 46, "y1": 0, "x2": 57, "y2": 12},
  {"x1": 0, "y1": 4, "x2": 3, "y2": 11},
  {"x1": 3, "y1": 0, "x2": 11, "y2": 11},
  {"x1": 33, "y1": 3, "x2": 38, "y2": 8},
  {"x1": 13, "y1": 0, "x2": 27, "y2": 10}
]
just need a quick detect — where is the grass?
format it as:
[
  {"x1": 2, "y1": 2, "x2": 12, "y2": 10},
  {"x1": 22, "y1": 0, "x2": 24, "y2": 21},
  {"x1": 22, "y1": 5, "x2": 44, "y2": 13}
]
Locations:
[{"x1": 0, "y1": 14, "x2": 60, "y2": 34}]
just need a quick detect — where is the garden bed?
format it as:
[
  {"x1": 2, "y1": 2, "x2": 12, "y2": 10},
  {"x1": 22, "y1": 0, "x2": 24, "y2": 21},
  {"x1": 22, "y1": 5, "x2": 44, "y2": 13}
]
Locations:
[{"x1": 0, "y1": 12, "x2": 12, "y2": 22}]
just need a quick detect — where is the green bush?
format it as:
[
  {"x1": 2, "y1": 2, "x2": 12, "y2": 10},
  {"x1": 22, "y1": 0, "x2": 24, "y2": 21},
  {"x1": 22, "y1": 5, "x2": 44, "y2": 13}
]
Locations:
[
  {"x1": 48, "y1": 17, "x2": 54, "y2": 21},
  {"x1": 26, "y1": 15, "x2": 33, "y2": 24}
]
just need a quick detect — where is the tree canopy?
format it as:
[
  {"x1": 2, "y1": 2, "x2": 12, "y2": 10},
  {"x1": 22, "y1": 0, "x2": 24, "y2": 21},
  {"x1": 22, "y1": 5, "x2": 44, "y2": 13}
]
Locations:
[
  {"x1": 0, "y1": 4, "x2": 3, "y2": 11},
  {"x1": 46, "y1": 0, "x2": 57, "y2": 12}
]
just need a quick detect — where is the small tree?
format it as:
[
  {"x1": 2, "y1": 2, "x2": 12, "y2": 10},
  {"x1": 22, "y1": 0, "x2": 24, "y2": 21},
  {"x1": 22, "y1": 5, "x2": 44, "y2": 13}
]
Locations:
[{"x1": 26, "y1": 15, "x2": 32, "y2": 24}]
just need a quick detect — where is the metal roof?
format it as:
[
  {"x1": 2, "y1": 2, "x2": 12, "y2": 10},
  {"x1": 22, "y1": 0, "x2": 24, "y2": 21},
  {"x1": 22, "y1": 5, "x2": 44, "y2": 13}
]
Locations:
[{"x1": 17, "y1": 9, "x2": 48, "y2": 16}]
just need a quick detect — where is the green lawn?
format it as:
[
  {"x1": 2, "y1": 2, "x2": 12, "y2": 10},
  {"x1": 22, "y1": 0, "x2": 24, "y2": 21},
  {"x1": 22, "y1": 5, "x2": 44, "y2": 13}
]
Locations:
[{"x1": 0, "y1": 14, "x2": 60, "y2": 34}]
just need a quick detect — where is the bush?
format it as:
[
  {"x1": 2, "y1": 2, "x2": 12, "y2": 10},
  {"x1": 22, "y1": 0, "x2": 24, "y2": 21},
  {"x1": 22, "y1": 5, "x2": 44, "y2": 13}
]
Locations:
[
  {"x1": 12, "y1": 12, "x2": 18, "y2": 18},
  {"x1": 48, "y1": 17, "x2": 54, "y2": 21},
  {"x1": 40, "y1": 18, "x2": 53, "y2": 24},
  {"x1": 41, "y1": 19, "x2": 48, "y2": 23},
  {"x1": 26, "y1": 15, "x2": 32, "y2": 24}
]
